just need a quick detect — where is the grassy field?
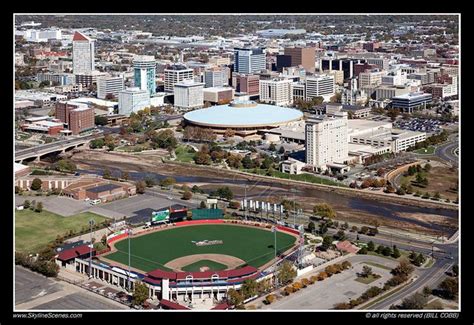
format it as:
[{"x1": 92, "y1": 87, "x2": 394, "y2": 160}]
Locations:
[
  {"x1": 355, "y1": 274, "x2": 381, "y2": 284},
  {"x1": 182, "y1": 259, "x2": 227, "y2": 272},
  {"x1": 106, "y1": 224, "x2": 296, "y2": 272},
  {"x1": 363, "y1": 261, "x2": 392, "y2": 271},
  {"x1": 175, "y1": 145, "x2": 196, "y2": 163},
  {"x1": 15, "y1": 209, "x2": 107, "y2": 253},
  {"x1": 243, "y1": 169, "x2": 345, "y2": 187},
  {"x1": 400, "y1": 166, "x2": 458, "y2": 200},
  {"x1": 414, "y1": 146, "x2": 436, "y2": 154}
]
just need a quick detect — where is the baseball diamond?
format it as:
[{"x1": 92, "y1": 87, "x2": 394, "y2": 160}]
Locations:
[{"x1": 102, "y1": 224, "x2": 297, "y2": 273}]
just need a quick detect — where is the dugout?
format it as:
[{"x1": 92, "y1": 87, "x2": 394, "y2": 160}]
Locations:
[{"x1": 190, "y1": 208, "x2": 224, "y2": 220}]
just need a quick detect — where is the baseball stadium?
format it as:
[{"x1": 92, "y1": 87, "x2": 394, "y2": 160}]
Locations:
[{"x1": 60, "y1": 215, "x2": 301, "y2": 309}]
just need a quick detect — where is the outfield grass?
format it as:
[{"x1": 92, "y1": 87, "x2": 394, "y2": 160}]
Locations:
[
  {"x1": 106, "y1": 224, "x2": 296, "y2": 272},
  {"x1": 175, "y1": 145, "x2": 196, "y2": 163},
  {"x1": 15, "y1": 209, "x2": 107, "y2": 253},
  {"x1": 182, "y1": 259, "x2": 227, "y2": 272}
]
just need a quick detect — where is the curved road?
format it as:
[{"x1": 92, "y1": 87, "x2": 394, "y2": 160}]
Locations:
[{"x1": 434, "y1": 134, "x2": 459, "y2": 167}]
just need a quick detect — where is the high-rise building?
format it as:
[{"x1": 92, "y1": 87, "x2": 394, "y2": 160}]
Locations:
[
  {"x1": 133, "y1": 55, "x2": 156, "y2": 95},
  {"x1": 174, "y1": 80, "x2": 204, "y2": 109},
  {"x1": 97, "y1": 76, "x2": 125, "y2": 99},
  {"x1": 305, "y1": 74, "x2": 335, "y2": 100},
  {"x1": 204, "y1": 68, "x2": 228, "y2": 88},
  {"x1": 72, "y1": 32, "x2": 95, "y2": 75},
  {"x1": 358, "y1": 70, "x2": 385, "y2": 88},
  {"x1": 276, "y1": 55, "x2": 292, "y2": 72},
  {"x1": 305, "y1": 111, "x2": 348, "y2": 170},
  {"x1": 232, "y1": 73, "x2": 260, "y2": 96},
  {"x1": 234, "y1": 48, "x2": 266, "y2": 74},
  {"x1": 284, "y1": 47, "x2": 316, "y2": 72},
  {"x1": 319, "y1": 58, "x2": 364, "y2": 80},
  {"x1": 55, "y1": 101, "x2": 95, "y2": 135},
  {"x1": 164, "y1": 65, "x2": 194, "y2": 92},
  {"x1": 259, "y1": 78, "x2": 294, "y2": 106},
  {"x1": 118, "y1": 88, "x2": 150, "y2": 116}
]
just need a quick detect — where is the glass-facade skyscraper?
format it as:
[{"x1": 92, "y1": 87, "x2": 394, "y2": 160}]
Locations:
[{"x1": 133, "y1": 55, "x2": 156, "y2": 95}]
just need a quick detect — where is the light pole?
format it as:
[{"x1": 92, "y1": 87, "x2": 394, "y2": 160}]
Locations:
[
  {"x1": 88, "y1": 219, "x2": 95, "y2": 278},
  {"x1": 244, "y1": 185, "x2": 247, "y2": 221},
  {"x1": 128, "y1": 227, "x2": 131, "y2": 292}
]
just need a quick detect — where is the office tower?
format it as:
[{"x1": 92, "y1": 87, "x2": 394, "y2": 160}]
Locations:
[
  {"x1": 284, "y1": 46, "x2": 316, "y2": 72},
  {"x1": 232, "y1": 73, "x2": 260, "y2": 96},
  {"x1": 164, "y1": 64, "x2": 194, "y2": 92},
  {"x1": 259, "y1": 78, "x2": 294, "y2": 106},
  {"x1": 276, "y1": 55, "x2": 292, "y2": 72},
  {"x1": 234, "y1": 48, "x2": 266, "y2": 74},
  {"x1": 204, "y1": 68, "x2": 228, "y2": 88},
  {"x1": 174, "y1": 80, "x2": 205, "y2": 109},
  {"x1": 72, "y1": 32, "x2": 95, "y2": 74},
  {"x1": 133, "y1": 55, "x2": 157, "y2": 95},
  {"x1": 118, "y1": 88, "x2": 151, "y2": 116},
  {"x1": 97, "y1": 76, "x2": 125, "y2": 99},
  {"x1": 305, "y1": 74, "x2": 335, "y2": 100}
]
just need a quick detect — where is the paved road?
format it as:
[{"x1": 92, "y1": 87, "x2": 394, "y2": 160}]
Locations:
[
  {"x1": 369, "y1": 259, "x2": 454, "y2": 309},
  {"x1": 434, "y1": 134, "x2": 459, "y2": 167}
]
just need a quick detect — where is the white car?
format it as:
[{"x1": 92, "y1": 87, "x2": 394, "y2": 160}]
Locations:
[{"x1": 89, "y1": 199, "x2": 101, "y2": 205}]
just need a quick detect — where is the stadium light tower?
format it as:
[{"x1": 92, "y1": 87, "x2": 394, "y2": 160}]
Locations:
[
  {"x1": 128, "y1": 227, "x2": 132, "y2": 292},
  {"x1": 88, "y1": 219, "x2": 95, "y2": 278}
]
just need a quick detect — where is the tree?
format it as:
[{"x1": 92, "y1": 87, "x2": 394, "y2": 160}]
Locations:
[
  {"x1": 359, "y1": 226, "x2": 369, "y2": 235},
  {"x1": 152, "y1": 129, "x2": 177, "y2": 150},
  {"x1": 367, "y1": 241, "x2": 375, "y2": 252},
  {"x1": 199, "y1": 201, "x2": 207, "y2": 209},
  {"x1": 121, "y1": 171, "x2": 129, "y2": 181},
  {"x1": 318, "y1": 222, "x2": 328, "y2": 235},
  {"x1": 241, "y1": 279, "x2": 258, "y2": 299},
  {"x1": 308, "y1": 221, "x2": 316, "y2": 233},
  {"x1": 35, "y1": 202, "x2": 43, "y2": 213},
  {"x1": 158, "y1": 177, "x2": 175, "y2": 188},
  {"x1": 103, "y1": 168, "x2": 112, "y2": 179},
  {"x1": 224, "y1": 128, "x2": 235, "y2": 138},
  {"x1": 422, "y1": 286, "x2": 432, "y2": 297},
  {"x1": 226, "y1": 154, "x2": 242, "y2": 169},
  {"x1": 278, "y1": 146, "x2": 285, "y2": 154},
  {"x1": 412, "y1": 253, "x2": 425, "y2": 267},
  {"x1": 132, "y1": 281, "x2": 149, "y2": 306},
  {"x1": 358, "y1": 247, "x2": 368, "y2": 255},
  {"x1": 212, "y1": 186, "x2": 233, "y2": 200},
  {"x1": 392, "y1": 259, "x2": 415, "y2": 277},
  {"x1": 268, "y1": 143, "x2": 277, "y2": 152},
  {"x1": 335, "y1": 230, "x2": 346, "y2": 241},
  {"x1": 452, "y1": 264, "x2": 459, "y2": 277},
  {"x1": 382, "y1": 246, "x2": 392, "y2": 256},
  {"x1": 400, "y1": 292, "x2": 428, "y2": 309},
  {"x1": 31, "y1": 178, "x2": 42, "y2": 191},
  {"x1": 424, "y1": 163, "x2": 432, "y2": 172},
  {"x1": 95, "y1": 115, "x2": 108, "y2": 126},
  {"x1": 227, "y1": 288, "x2": 244, "y2": 307},
  {"x1": 135, "y1": 180, "x2": 146, "y2": 194},
  {"x1": 438, "y1": 277, "x2": 458, "y2": 300},
  {"x1": 194, "y1": 151, "x2": 211, "y2": 165},
  {"x1": 321, "y1": 235, "x2": 333, "y2": 250},
  {"x1": 341, "y1": 261, "x2": 352, "y2": 269},
  {"x1": 30, "y1": 200, "x2": 36, "y2": 211},
  {"x1": 313, "y1": 203, "x2": 336, "y2": 220},
  {"x1": 277, "y1": 261, "x2": 297, "y2": 285},
  {"x1": 433, "y1": 192, "x2": 441, "y2": 200},
  {"x1": 392, "y1": 246, "x2": 401, "y2": 258},
  {"x1": 264, "y1": 294, "x2": 276, "y2": 305},
  {"x1": 361, "y1": 266, "x2": 373, "y2": 278},
  {"x1": 182, "y1": 190, "x2": 192, "y2": 200},
  {"x1": 90, "y1": 138, "x2": 105, "y2": 149}
]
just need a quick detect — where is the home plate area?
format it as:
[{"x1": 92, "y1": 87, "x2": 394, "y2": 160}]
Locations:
[{"x1": 164, "y1": 254, "x2": 246, "y2": 272}]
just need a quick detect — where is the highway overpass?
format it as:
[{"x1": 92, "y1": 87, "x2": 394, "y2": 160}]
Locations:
[{"x1": 15, "y1": 133, "x2": 102, "y2": 163}]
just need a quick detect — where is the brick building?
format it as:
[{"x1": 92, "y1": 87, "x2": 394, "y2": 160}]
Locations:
[{"x1": 55, "y1": 101, "x2": 95, "y2": 135}]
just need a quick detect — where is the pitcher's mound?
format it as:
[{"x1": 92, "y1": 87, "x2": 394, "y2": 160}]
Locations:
[{"x1": 200, "y1": 266, "x2": 211, "y2": 272}]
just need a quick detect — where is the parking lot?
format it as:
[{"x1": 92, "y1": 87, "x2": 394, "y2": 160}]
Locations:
[
  {"x1": 261, "y1": 259, "x2": 394, "y2": 310},
  {"x1": 15, "y1": 195, "x2": 90, "y2": 217},
  {"x1": 394, "y1": 118, "x2": 444, "y2": 133},
  {"x1": 15, "y1": 266, "x2": 128, "y2": 310},
  {"x1": 99, "y1": 193, "x2": 189, "y2": 225}
]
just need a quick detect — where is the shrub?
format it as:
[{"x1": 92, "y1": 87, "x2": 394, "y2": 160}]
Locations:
[
  {"x1": 317, "y1": 272, "x2": 328, "y2": 281},
  {"x1": 182, "y1": 191, "x2": 192, "y2": 200},
  {"x1": 301, "y1": 278, "x2": 310, "y2": 287},
  {"x1": 264, "y1": 294, "x2": 276, "y2": 305}
]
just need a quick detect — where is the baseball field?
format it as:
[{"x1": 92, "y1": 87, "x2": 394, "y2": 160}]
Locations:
[{"x1": 103, "y1": 224, "x2": 297, "y2": 272}]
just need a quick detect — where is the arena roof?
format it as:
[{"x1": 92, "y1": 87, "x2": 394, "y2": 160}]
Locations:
[{"x1": 183, "y1": 102, "x2": 303, "y2": 129}]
